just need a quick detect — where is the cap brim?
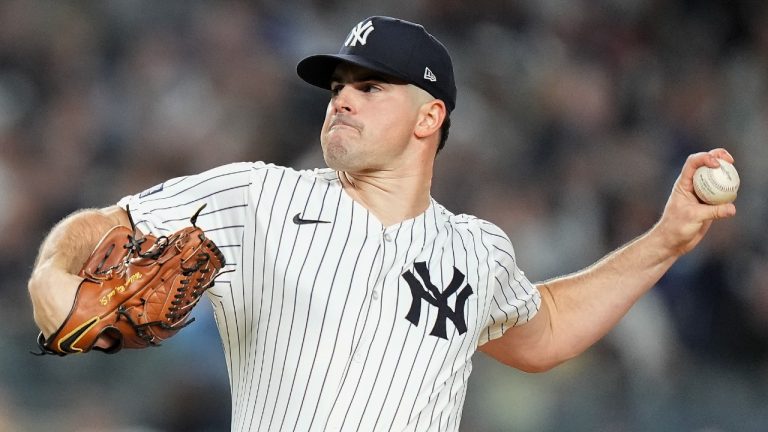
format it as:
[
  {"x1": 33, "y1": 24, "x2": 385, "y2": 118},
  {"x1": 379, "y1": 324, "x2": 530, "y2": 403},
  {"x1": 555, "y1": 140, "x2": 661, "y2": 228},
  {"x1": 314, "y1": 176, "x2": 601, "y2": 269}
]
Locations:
[{"x1": 297, "y1": 54, "x2": 408, "y2": 90}]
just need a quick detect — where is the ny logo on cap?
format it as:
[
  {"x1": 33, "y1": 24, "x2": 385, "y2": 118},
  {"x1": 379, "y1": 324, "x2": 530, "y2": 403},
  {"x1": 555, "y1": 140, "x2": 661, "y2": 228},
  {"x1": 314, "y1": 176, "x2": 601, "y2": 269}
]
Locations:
[{"x1": 345, "y1": 20, "x2": 375, "y2": 47}]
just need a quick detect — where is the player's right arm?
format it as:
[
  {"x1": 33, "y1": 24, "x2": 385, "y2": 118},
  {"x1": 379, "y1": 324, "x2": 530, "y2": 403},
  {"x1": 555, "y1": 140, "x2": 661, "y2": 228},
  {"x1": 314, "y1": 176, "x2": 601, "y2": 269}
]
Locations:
[
  {"x1": 479, "y1": 149, "x2": 736, "y2": 372},
  {"x1": 28, "y1": 206, "x2": 130, "y2": 338}
]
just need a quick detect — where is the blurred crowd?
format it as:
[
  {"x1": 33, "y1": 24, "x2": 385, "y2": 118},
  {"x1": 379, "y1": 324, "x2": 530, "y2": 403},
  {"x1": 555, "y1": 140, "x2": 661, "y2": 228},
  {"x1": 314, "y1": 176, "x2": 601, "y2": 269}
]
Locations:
[{"x1": 1, "y1": 0, "x2": 767, "y2": 431}]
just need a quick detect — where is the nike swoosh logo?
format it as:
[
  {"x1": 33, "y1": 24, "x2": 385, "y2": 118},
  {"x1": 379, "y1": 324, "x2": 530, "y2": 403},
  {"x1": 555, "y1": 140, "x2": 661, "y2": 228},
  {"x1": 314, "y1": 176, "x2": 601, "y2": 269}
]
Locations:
[
  {"x1": 58, "y1": 316, "x2": 101, "y2": 354},
  {"x1": 292, "y1": 213, "x2": 330, "y2": 225}
]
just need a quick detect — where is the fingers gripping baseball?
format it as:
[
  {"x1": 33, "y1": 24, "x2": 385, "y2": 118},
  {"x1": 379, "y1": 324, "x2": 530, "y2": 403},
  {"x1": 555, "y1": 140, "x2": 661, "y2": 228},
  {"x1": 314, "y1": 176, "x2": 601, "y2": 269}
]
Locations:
[{"x1": 657, "y1": 149, "x2": 737, "y2": 256}]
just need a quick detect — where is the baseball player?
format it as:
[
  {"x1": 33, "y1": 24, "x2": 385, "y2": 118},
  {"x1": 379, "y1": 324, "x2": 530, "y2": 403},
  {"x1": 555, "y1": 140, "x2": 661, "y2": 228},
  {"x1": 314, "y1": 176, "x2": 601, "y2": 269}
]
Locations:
[{"x1": 28, "y1": 16, "x2": 737, "y2": 431}]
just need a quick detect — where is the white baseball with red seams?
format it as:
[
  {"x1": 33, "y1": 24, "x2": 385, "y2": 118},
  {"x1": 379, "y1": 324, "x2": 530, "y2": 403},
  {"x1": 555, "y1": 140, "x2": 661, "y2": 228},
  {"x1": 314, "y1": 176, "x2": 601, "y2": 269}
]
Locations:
[{"x1": 693, "y1": 158, "x2": 740, "y2": 205}]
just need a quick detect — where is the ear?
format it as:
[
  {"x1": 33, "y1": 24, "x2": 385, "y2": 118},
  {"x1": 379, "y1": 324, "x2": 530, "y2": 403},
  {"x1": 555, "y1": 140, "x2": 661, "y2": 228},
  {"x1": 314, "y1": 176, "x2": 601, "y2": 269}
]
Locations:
[{"x1": 414, "y1": 99, "x2": 446, "y2": 140}]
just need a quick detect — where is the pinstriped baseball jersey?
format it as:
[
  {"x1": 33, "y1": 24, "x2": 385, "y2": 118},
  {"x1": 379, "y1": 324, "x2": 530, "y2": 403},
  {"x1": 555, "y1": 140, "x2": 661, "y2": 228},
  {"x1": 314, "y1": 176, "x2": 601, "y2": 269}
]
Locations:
[{"x1": 118, "y1": 162, "x2": 541, "y2": 432}]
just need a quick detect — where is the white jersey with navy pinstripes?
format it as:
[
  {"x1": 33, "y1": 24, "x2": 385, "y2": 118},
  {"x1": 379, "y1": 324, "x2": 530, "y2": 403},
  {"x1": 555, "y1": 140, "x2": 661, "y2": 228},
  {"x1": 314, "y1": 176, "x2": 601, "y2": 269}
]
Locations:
[{"x1": 118, "y1": 161, "x2": 541, "y2": 432}]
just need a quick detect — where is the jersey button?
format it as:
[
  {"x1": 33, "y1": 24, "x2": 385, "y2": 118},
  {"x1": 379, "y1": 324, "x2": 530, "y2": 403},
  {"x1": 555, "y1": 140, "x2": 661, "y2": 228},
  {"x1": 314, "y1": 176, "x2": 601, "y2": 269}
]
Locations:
[
  {"x1": 383, "y1": 233, "x2": 393, "y2": 242},
  {"x1": 371, "y1": 291, "x2": 379, "y2": 301}
]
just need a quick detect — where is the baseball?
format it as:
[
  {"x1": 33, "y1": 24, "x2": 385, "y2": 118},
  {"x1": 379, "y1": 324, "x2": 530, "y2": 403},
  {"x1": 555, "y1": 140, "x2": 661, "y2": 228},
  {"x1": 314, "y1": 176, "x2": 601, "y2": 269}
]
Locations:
[{"x1": 692, "y1": 158, "x2": 740, "y2": 205}]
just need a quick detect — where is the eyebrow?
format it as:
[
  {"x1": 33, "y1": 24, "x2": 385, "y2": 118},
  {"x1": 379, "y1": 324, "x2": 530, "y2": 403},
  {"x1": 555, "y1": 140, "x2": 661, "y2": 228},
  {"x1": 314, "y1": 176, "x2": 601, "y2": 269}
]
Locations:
[{"x1": 330, "y1": 72, "x2": 398, "y2": 85}]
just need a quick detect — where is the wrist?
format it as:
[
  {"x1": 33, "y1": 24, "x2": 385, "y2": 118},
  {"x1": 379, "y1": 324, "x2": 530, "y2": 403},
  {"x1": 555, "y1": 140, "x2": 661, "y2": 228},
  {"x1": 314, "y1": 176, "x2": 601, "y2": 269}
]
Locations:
[{"x1": 645, "y1": 222, "x2": 685, "y2": 262}]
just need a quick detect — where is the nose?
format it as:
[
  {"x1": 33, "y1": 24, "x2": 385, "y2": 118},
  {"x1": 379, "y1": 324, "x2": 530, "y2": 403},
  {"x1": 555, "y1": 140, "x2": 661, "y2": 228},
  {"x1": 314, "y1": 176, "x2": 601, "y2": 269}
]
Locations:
[{"x1": 331, "y1": 86, "x2": 353, "y2": 113}]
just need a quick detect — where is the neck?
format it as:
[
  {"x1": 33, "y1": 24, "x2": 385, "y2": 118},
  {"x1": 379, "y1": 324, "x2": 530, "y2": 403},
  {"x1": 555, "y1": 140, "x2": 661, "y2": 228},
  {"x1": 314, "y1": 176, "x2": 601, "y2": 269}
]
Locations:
[{"x1": 338, "y1": 170, "x2": 432, "y2": 227}]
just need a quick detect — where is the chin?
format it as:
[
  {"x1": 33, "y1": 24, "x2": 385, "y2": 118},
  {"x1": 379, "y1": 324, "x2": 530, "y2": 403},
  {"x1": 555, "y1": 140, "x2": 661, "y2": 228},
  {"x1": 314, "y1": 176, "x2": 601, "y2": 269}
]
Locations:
[
  {"x1": 322, "y1": 150, "x2": 345, "y2": 170},
  {"x1": 324, "y1": 157, "x2": 355, "y2": 172},
  {"x1": 322, "y1": 142, "x2": 350, "y2": 170}
]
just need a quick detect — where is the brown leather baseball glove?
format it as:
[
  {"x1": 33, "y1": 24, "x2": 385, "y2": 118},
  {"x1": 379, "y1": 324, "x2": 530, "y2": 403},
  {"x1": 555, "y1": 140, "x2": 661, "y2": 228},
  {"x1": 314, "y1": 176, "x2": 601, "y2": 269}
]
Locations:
[{"x1": 34, "y1": 205, "x2": 226, "y2": 356}]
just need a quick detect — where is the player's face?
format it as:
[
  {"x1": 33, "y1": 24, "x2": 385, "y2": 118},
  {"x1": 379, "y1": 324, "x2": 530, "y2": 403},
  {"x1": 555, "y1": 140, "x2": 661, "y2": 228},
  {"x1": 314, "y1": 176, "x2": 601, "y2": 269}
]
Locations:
[{"x1": 320, "y1": 63, "x2": 427, "y2": 172}]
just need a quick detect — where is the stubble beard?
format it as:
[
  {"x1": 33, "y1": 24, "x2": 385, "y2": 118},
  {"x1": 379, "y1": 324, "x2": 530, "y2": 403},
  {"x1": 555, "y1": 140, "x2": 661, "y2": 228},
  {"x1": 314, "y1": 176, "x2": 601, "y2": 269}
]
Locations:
[
  {"x1": 322, "y1": 143, "x2": 347, "y2": 170},
  {"x1": 322, "y1": 129, "x2": 364, "y2": 171}
]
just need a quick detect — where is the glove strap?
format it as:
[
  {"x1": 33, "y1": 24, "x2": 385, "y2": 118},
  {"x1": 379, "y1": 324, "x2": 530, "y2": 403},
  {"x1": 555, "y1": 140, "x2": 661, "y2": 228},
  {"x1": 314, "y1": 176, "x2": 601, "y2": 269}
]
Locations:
[
  {"x1": 190, "y1": 203, "x2": 206, "y2": 227},
  {"x1": 31, "y1": 332, "x2": 66, "y2": 357}
]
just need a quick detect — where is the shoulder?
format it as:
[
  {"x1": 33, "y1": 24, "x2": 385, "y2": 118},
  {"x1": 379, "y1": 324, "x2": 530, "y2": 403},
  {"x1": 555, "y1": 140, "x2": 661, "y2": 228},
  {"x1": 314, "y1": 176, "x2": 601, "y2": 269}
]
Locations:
[
  {"x1": 248, "y1": 163, "x2": 338, "y2": 185},
  {"x1": 439, "y1": 204, "x2": 508, "y2": 239},
  {"x1": 438, "y1": 204, "x2": 515, "y2": 253}
]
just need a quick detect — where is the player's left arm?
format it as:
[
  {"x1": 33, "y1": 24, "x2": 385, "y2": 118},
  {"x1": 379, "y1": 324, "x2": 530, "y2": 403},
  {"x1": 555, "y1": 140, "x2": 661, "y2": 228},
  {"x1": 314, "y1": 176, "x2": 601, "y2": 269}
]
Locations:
[
  {"x1": 478, "y1": 148, "x2": 737, "y2": 372},
  {"x1": 28, "y1": 206, "x2": 131, "y2": 339}
]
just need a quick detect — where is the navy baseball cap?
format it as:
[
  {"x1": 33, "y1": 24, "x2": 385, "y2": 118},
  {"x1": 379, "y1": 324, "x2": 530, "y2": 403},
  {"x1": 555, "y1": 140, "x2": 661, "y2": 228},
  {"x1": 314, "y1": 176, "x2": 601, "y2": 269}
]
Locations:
[{"x1": 297, "y1": 16, "x2": 457, "y2": 112}]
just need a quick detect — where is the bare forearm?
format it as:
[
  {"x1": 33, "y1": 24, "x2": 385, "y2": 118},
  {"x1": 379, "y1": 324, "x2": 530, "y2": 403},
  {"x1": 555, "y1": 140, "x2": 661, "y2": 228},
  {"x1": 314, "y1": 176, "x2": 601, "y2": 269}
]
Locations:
[
  {"x1": 480, "y1": 226, "x2": 679, "y2": 372},
  {"x1": 537, "y1": 226, "x2": 677, "y2": 361},
  {"x1": 481, "y1": 149, "x2": 737, "y2": 372}
]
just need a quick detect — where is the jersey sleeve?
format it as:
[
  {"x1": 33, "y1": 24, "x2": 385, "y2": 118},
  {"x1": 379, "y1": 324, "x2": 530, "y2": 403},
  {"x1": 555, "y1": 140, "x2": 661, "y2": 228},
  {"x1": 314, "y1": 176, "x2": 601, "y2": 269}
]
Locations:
[
  {"x1": 116, "y1": 161, "x2": 256, "y2": 239},
  {"x1": 477, "y1": 222, "x2": 542, "y2": 345}
]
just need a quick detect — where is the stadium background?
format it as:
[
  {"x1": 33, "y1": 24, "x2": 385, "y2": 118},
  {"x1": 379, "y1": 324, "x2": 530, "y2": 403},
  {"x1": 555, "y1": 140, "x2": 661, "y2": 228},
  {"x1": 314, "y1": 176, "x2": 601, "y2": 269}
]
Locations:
[{"x1": 0, "y1": 1, "x2": 767, "y2": 431}]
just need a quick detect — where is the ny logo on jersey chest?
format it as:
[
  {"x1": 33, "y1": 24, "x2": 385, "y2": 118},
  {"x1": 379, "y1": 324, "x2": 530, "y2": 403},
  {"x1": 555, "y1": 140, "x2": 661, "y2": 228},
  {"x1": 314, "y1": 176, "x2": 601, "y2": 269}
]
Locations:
[{"x1": 401, "y1": 262, "x2": 473, "y2": 339}]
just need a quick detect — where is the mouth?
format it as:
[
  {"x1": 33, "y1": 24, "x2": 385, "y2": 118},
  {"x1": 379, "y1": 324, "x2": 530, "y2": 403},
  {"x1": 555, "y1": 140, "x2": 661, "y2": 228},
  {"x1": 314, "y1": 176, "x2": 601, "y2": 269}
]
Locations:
[{"x1": 328, "y1": 117, "x2": 361, "y2": 132}]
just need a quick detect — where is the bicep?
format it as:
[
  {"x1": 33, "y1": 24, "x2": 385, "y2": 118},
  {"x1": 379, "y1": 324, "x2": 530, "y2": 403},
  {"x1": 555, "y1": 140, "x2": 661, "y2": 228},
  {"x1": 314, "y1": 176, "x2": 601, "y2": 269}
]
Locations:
[{"x1": 478, "y1": 288, "x2": 558, "y2": 373}]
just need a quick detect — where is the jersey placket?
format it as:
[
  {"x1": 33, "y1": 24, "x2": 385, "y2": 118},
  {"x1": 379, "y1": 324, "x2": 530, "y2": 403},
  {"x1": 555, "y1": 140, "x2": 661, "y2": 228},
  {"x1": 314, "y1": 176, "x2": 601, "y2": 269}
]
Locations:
[
  {"x1": 324, "y1": 222, "x2": 405, "y2": 430},
  {"x1": 351, "y1": 225, "x2": 399, "y2": 364}
]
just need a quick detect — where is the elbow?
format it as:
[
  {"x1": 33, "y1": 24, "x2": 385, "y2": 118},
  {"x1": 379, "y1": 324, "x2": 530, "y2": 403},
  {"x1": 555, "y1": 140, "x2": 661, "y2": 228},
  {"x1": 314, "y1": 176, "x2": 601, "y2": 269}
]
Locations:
[
  {"x1": 504, "y1": 356, "x2": 565, "y2": 374},
  {"x1": 517, "y1": 362, "x2": 558, "y2": 374},
  {"x1": 489, "y1": 344, "x2": 580, "y2": 373}
]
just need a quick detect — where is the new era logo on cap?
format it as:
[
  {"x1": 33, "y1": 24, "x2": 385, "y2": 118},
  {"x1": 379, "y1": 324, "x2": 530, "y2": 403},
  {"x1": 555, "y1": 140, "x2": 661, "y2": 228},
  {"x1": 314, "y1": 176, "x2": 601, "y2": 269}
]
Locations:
[
  {"x1": 296, "y1": 16, "x2": 457, "y2": 112},
  {"x1": 424, "y1": 67, "x2": 437, "y2": 82}
]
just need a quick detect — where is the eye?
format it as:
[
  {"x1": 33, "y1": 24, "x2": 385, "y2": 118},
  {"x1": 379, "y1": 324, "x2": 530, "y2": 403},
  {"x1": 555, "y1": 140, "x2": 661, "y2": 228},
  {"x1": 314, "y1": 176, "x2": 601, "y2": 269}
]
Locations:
[
  {"x1": 330, "y1": 83, "x2": 343, "y2": 96},
  {"x1": 362, "y1": 83, "x2": 381, "y2": 93}
]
